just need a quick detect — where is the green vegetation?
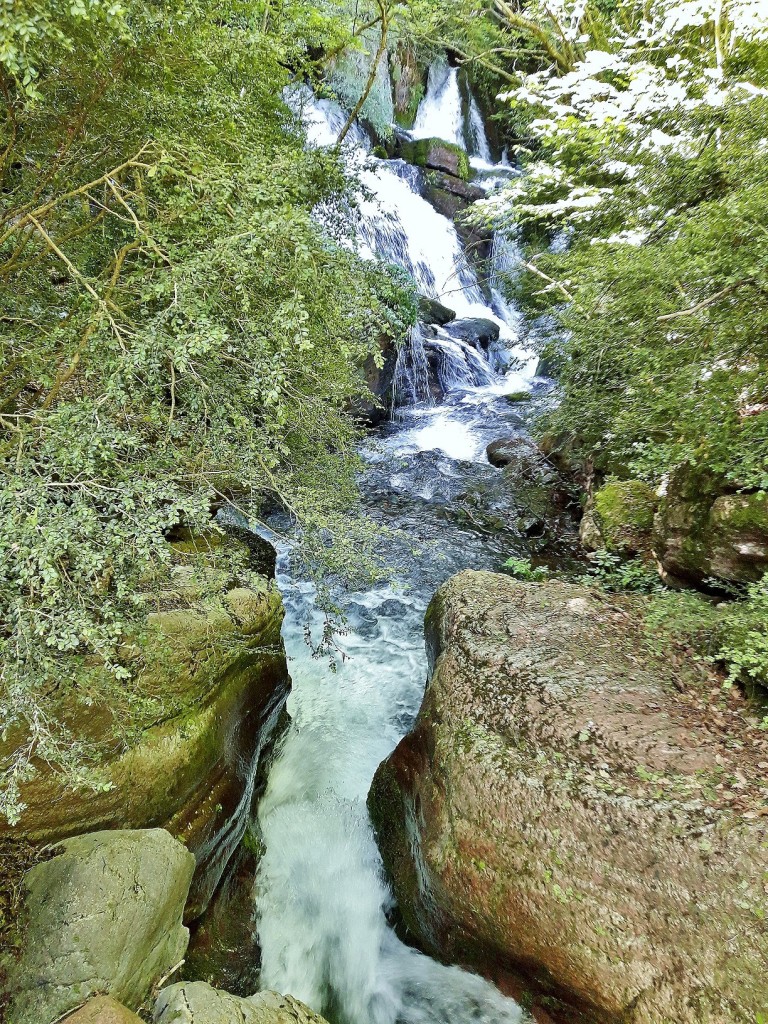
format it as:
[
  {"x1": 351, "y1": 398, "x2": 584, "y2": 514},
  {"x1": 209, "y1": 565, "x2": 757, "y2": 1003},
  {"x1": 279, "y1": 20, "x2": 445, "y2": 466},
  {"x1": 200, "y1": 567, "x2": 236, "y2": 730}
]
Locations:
[
  {"x1": 476, "y1": 0, "x2": 768, "y2": 696},
  {"x1": 0, "y1": 0, "x2": 517, "y2": 822},
  {"x1": 0, "y1": 0, "x2": 425, "y2": 821}
]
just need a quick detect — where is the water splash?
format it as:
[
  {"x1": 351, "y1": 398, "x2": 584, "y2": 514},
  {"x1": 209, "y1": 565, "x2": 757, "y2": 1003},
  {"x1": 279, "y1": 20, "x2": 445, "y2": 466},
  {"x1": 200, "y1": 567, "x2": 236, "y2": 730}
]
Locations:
[
  {"x1": 392, "y1": 324, "x2": 434, "y2": 409},
  {"x1": 256, "y1": 575, "x2": 526, "y2": 1024}
]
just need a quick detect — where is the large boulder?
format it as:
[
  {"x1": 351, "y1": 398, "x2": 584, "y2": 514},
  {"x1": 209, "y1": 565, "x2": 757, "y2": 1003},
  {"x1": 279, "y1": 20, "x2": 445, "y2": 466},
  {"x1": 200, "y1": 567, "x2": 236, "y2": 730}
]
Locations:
[
  {"x1": 425, "y1": 169, "x2": 484, "y2": 204},
  {"x1": 418, "y1": 295, "x2": 456, "y2": 326},
  {"x1": 398, "y1": 137, "x2": 471, "y2": 181},
  {"x1": 369, "y1": 572, "x2": 768, "y2": 1024},
  {"x1": 443, "y1": 317, "x2": 500, "y2": 350},
  {"x1": 154, "y1": 983, "x2": 331, "y2": 1024},
  {"x1": 654, "y1": 469, "x2": 768, "y2": 586},
  {"x1": 6, "y1": 829, "x2": 194, "y2": 1024},
  {"x1": 580, "y1": 479, "x2": 659, "y2": 557},
  {"x1": 0, "y1": 532, "x2": 290, "y2": 921},
  {"x1": 56, "y1": 996, "x2": 144, "y2": 1023}
]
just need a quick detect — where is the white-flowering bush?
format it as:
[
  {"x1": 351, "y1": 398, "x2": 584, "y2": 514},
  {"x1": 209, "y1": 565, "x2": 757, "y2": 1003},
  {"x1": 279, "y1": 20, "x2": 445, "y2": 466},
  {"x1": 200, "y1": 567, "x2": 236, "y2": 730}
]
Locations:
[{"x1": 479, "y1": 0, "x2": 768, "y2": 230}]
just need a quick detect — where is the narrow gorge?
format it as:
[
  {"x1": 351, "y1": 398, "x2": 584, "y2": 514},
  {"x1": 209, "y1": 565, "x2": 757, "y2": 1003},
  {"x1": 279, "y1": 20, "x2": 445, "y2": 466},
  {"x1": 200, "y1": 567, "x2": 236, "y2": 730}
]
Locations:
[{"x1": 2, "y1": 4, "x2": 767, "y2": 1024}]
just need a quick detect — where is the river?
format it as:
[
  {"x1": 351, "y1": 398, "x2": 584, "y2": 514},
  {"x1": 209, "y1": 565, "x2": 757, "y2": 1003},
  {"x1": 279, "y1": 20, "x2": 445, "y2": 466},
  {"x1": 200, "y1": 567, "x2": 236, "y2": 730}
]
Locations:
[{"x1": 254, "y1": 63, "x2": 545, "y2": 1024}]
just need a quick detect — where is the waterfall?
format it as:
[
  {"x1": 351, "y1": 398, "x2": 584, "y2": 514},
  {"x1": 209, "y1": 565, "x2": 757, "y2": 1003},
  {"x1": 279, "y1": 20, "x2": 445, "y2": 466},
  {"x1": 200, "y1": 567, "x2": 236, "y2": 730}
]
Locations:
[
  {"x1": 468, "y1": 93, "x2": 493, "y2": 163},
  {"x1": 252, "y1": 77, "x2": 539, "y2": 1024},
  {"x1": 411, "y1": 62, "x2": 464, "y2": 147},
  {"x1": 392, "y1": 324, "x2": 433, "y2": 409}
]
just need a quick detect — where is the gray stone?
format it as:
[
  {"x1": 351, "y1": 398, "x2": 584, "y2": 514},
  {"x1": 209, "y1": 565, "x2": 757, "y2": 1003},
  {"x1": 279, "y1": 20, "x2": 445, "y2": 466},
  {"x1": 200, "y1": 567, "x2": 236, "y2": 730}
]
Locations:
[
  {"x1": 418, "y1": 295, "x2": 456, "y2": 326},
  {"x1": 7, "y1": 829, "x2": 194, "y2": 1024},
  {"x1": 369, "y1": 572, "x2": 768, "y2": 1023},
  {"x1": 58, "y1": 996, "x2": 145, "y2": 1023},
  {"x1": 443, "y1": 317, "x2": 500, "y2": 350},
  {"x1": 154, "y1": 983, "x2": 331, "y2": 1024}
]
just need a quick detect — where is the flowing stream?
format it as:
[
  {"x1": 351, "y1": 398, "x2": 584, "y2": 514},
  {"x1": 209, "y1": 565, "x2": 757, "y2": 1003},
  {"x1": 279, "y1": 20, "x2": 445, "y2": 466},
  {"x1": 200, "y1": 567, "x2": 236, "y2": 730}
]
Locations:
[{"x1": 253, "y1": 70, "x2": 542, "y2": 1024}]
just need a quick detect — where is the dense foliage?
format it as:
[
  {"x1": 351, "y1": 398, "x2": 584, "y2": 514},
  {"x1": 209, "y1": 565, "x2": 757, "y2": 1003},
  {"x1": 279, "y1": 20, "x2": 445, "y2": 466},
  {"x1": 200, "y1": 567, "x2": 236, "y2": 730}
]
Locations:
[
  {"x1": 478, "y1": 0, "x2": 768, "y2": 485},
  {"x1": 0, "y1": 0, "x2": 429, "y2": 820},
  {"x1": 478, "y1": 0, "x2": 768, "y2": 687}
]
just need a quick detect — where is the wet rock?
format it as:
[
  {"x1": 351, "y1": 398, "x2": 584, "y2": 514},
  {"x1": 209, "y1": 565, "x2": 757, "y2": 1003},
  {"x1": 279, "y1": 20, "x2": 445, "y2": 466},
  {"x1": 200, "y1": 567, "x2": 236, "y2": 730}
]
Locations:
[
  {"x1": 154, "y1": 984, "x2": 331, "y2": 1024},
  {"x1": 183, "y1": 842, "x2": 261, "y2": 996},
  {"x1": 392, "y1": 44, "x2": 425, "y2": 129},
  {"x1": 369, "y1": 572, "x2": 768, "y2": 1024},
  {"x1": 425, "y1": 170, "x2": 485, "y2": 204},
  {"x1": 469, "y1": 437, "x2": 579, "y2": 548},
  {"x1": 0, "y1": 534, "x2": 290, "y2": 923},
  {"x1": 443, "y1": 318, "x2": 500, "y2": 351},
  {"x1": 355, "y1": 334, "x2": 399, "y2": 425},
  {"x1": 654, "y1": 468, "x2": 768, "y2": 586},
  {"x1": 418, "y1": 295, "x2": 456, "y2": 326},
  {"x1": 57, "y1": 996, "x2": 144, "y2": 1023},
  {"x1": 398, "y1": 137, "x2": 471, "y2": 181},
  {"x1": 6, "y1": 829, "x2": 194, "y2": 1024},
  {"x1": 377, "y1": 598, "x2": 409, "y2": 617},
  {"x1": 486, "y1": 436, "x2": 527, "y2": 468}
]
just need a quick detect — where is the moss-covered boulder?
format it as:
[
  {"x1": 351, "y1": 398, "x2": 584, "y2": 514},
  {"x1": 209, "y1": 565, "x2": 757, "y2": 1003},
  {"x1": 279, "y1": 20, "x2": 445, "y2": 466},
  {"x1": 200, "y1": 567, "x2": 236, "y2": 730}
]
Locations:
[
  {"x1": 582, "y1": 479, "x2": 658, "y2": 556},
  {"x1": 654, "y1": 469, "x2": 768, "y2": 585},
  {"x1": 369, "y1": 571, "x2": 768, "y2": 1024},
  {"x1": 0, "y1": 531, "x2": 290, "y2": 921},
  {"x1": 5, "y1": 829, "x2": 194, "y2": 1024},
  {"x1": 154, "y1": 984, "x2": 331, "y2": 1024},
  {"x1": 399, "y1": 137, "x2": 471, "y2": 180},
  {"x1": 418, "y1": 295, "x2": 456, "y2": 326}
]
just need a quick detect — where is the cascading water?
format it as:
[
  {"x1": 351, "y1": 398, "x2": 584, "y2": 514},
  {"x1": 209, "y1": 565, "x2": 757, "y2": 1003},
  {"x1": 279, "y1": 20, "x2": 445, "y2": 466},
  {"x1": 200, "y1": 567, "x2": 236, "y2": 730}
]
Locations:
[
  {"x1": 391, "y1": 324, "x2": 433, "y2": 409},
  {"x1": 411, "y1": 61, "x2": 464, "y2": 148},
  {"x1": 254, "y1": 76, "x2": 540, "y2": 1024}
]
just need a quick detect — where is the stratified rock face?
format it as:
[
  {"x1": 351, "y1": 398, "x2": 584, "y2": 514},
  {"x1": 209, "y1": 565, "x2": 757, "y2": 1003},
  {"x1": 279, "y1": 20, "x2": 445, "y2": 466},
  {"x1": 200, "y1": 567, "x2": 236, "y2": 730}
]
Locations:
[
  {"x1": 0, "y1": 532, "x2": 290, "y2": 921},
  {"x1": 154, "y1": 984, "x2": 331, "y2": 1024},
  {"x1": 369, "y1": 572, "x2": 768, "y2": 1024},
  {"x1": 655, "y1": 472, "x2": 768, "y2": 585},
  {"x1": 7, "y1": 829, "x2": 194, "y2": 1024}
]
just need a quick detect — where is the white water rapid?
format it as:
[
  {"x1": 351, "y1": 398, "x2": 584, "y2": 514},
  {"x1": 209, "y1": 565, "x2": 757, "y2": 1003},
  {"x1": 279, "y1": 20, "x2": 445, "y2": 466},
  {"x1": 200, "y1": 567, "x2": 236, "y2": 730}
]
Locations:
[{"x1": 253, "y1": 72, "x2": 541, "y2": 1024}]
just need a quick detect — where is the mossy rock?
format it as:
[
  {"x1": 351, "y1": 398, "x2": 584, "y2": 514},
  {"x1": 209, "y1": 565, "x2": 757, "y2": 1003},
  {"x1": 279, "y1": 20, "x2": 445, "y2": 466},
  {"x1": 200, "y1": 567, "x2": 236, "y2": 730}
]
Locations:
[
  {"x1": 6, "y1": 829, "x2": 194, "y2": 1024},
  {"x1": 399, "y1": 137, "x2": 471, "y2": 181},
  {"x1": 369, "y1": 571, "x2": 768, "y2": 1024},
  {"x1": 0, "y1": 532, "x2": 290, "y2": 923},
  {"x1": 392, "y1": 43, "x2": 425, "y2": 130},
  {"x1": 654, "y1": 468, "x2": 768, "y2": 585},
  {"x1": 593, "y1": 479, "x2": 658, "y2": 555}
]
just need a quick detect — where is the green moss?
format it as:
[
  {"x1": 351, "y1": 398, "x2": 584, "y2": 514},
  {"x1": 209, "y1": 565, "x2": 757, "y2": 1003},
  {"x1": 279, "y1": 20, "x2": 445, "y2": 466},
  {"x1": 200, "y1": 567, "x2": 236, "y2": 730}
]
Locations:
[
  {"x1": 399, "y1": 138, "x2": 471, "y2": 181},
  {"x1": 594, "y1": 479, "x2": 658, "y2": 553},
  {"x1": 712, "y1": 491, "x2": 768, "y2": 533},
  {"x1": 393, "y1": 82, "x2": 424, "y2": 130}
]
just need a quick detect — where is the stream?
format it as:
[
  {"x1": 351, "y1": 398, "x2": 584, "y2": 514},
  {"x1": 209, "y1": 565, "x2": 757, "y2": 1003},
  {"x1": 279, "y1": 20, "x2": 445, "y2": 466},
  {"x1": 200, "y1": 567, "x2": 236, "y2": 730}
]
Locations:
[{"x1": 254, "y1": 64, "x2": 545, "y2": 1024}]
